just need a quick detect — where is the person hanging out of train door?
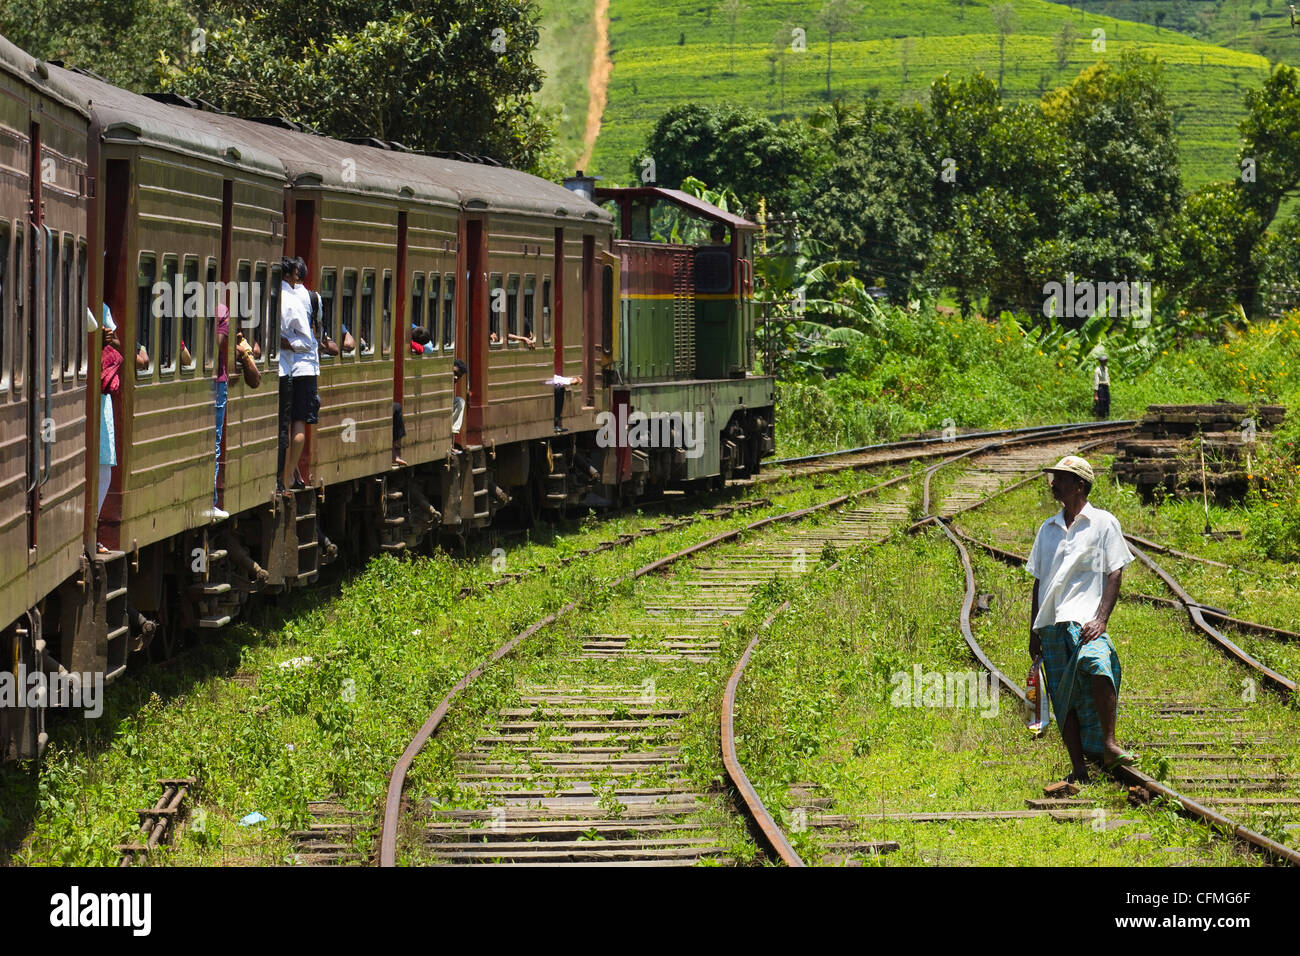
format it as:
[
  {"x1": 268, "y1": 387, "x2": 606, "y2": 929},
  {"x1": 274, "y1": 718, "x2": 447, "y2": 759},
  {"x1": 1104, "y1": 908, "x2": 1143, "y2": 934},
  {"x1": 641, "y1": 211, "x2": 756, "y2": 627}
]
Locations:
[
  {"x1": 277, "y1": 257, "x2": 320, "y2": 496},
  {"x1": 543, "y1": 372, "x2": 583, "y2": 433},
  {"x1": 210, "y1": 302, "x2": 231, "y2": 521},
  {"x1": 451, "y1": 359, "x2": 468, "y2": 449},
  {"x1": 97, "y1": 305, "x2": 122, "y2": 553}
]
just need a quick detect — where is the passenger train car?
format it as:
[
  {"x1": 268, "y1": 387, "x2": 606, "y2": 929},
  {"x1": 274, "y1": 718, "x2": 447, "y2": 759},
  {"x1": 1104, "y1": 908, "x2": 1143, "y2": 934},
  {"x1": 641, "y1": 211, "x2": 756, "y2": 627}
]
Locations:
[{"x1": 0, "y1": 35, "x2": 775, "y2": 760}]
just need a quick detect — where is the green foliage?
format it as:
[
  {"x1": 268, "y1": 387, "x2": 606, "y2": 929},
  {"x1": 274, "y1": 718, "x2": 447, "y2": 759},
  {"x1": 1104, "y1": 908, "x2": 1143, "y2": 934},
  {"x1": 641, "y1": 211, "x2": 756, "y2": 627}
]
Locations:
[
  {"x1": 164, "y1": 1, "x2": 553, "y2": 170},
  {"x1": 0, "y1": 0, "x2": 195, "y2": 90},
  {"x1": 636, "y1": 103, "x2": 823, "y2": 214},
  {"x1": 587, "y1": 0, "x2": 1270, "y2": 192}
]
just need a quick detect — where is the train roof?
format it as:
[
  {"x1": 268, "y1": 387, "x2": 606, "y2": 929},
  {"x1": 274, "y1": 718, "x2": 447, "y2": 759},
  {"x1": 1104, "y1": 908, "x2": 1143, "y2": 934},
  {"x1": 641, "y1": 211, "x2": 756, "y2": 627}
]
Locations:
[
  {"x1": 47, "y1": 63, "x2": 285, "y2": 179},
  {"x1": 594, "y1": 186, "x2": 757, "y2": 231},
  {"x1": 46, "y1": 57, "x2": 608, "y2": 223},
  {"x1": 0, "y1": 34, "x2": 91, "y2": 117}
]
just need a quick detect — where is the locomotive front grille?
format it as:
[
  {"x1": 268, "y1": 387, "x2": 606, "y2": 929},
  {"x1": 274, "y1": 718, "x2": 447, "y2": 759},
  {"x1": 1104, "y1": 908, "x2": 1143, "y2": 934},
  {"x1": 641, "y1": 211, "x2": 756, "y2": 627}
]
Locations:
[{"x1": 672, "y1": 252, "x2": 695, "y2": 378}]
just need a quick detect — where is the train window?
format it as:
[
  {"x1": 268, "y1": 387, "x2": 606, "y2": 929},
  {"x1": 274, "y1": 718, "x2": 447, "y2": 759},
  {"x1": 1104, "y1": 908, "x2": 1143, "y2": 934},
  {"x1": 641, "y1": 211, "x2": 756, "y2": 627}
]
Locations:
[
  {"x1": 62, "y1": 235, "x2": 74, "y2": 377},
  {"x1": 255, "y1": 262, "x2": 272, "y2": 362},
  {"x1": 203, "y1": 259, "x2": 217, "y2": 372},
  {"x1": 442, "y1": 273, "x2": 455, "y2": 350},
  {"x1": 47, "y1": 228, "x2": 58, "y2": 383},
  {"x1": 237, "y1": 261, "x2": 254, "y2": 364},
  {"x1": 506, "y1": 274, "x2": 520, "y2": 345},
  {"x1": 77, "y1": 239, "x2": 87, "y2": 375},
  {"x1": 410, "y1": 272, "x2": 425, "y2": 349},
  {"x1": 360, "y1": 269, "x2": 375, "y2": 355},
  {"x1": 13, "y1": 228, "x2": 23, "y2": 388},
  {"x1": 523, "y1": 275, "x2": 536, "y2": 345},
  {"x1": 0, "y1": 221, "x2": 7, "y2": 392},
  {"x1": 542, "y1": 277, "x2": 551, "y2": 346},
  {"x1": 426, "y1": 274, "x2": 441, "y2": 353},
  {"x1": 136, "y1": 253, "x2": 155, "y2": 378},
  {"x1": 320, "y1": 269, "x2": 337, "y2": 357},
  {"x1": 488, "y1": 273, "x2": 502, "y2": 347},
  {"x1": 267, "y1": 263, "x2": 280, "y2": 362},
  {"x1": 181, "y1": 257, "x2": 199, "y2": 371},
  {"x1": 380, "y1": 270, "x2": 392, "y2": 357},
  {"x1": 341, "y1": 270, "x2": 357, "y2": 355},
  {"x1": 159, "y1": 255, "x2": 178, "y2": 373}
]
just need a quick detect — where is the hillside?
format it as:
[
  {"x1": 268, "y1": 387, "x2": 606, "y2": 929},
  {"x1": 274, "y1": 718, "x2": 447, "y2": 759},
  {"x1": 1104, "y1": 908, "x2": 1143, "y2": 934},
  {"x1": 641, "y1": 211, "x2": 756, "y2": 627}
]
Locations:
[
  {"x1": 1074, "y1": 0, "x2": 1300, "y2": 66},
  {"x1": 543, "y1": 0, "x2": 1271, "y2": 189}
]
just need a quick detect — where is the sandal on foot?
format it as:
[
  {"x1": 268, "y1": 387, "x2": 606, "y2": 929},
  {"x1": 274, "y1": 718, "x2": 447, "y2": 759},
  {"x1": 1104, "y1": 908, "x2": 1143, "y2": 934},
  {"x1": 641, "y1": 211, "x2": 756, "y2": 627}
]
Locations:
[
  {"x1": 96, "y1": 542, "x2": 110, "y2": 554},
  {"x1": 1104, "y1": 751, "x2": 1136, "y2": 771}
]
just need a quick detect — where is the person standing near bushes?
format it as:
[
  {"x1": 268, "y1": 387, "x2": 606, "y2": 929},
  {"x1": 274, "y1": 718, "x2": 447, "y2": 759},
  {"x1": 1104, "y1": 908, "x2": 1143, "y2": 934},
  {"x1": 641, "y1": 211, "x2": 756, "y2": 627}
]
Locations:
[{"x1": 1093, "y1": 354, "x2": 1111, "y2": 419}]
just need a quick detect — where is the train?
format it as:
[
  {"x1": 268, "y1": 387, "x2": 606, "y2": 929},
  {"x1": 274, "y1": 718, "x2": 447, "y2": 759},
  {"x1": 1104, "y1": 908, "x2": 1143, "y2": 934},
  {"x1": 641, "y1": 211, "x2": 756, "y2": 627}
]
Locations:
[{"x1": 0, "y1": 35, "x2": 776, "y2": 760}]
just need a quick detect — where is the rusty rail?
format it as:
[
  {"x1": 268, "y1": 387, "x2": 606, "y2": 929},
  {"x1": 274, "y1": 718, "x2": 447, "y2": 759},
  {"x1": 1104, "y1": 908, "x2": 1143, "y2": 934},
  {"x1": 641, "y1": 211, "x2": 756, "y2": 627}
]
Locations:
[{"x1": 940, "y1": 522, "x2": 1300, "y2": 866}]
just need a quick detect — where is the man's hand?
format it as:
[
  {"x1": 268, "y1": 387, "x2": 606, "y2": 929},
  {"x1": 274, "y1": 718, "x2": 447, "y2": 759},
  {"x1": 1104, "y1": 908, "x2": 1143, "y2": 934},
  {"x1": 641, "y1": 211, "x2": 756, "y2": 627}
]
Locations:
[
  {"x1": 1080, "y1": 617, "x2": 1106, "y2": 642},
  {"x1": 1029, "y1": 631, "x2": 1042, "y2": 660}
]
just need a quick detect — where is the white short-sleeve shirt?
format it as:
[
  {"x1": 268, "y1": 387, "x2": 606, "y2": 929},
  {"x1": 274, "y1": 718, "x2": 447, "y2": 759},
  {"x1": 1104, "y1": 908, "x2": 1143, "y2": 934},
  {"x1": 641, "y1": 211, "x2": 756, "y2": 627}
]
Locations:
[
  {"x1": 1026, "y1": 501, "x2": 1133, "y2": 630},
  {"x1": 278, "y1": 281, "x2": 317, "y2": 378}
]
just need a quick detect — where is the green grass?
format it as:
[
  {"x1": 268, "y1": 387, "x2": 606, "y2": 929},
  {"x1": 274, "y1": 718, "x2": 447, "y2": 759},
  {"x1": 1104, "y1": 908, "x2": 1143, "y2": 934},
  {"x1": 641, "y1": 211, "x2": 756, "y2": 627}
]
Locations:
[
  {"x1": 535, "y1": 0, "x2": 600, "y2": 174},
  {"x1": 569, "y1": 0, "x2": 1269, "y2": 189},
  {"x1": 1075, "y1": 0, "x2": 1300, "y2": 69},
  {"x1": 0, "y1": 465, "x2": 883, "y2": 865}
]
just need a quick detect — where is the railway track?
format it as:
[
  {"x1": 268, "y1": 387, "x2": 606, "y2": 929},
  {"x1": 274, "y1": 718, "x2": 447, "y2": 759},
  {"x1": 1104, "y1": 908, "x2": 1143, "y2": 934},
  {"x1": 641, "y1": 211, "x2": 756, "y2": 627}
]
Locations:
[
  {"x1": 379, "y1": 422, "x2": 1128, "y2": 866},
  {"x1": 935, "y1": 523, "x2": 1300, "y2": 866}
]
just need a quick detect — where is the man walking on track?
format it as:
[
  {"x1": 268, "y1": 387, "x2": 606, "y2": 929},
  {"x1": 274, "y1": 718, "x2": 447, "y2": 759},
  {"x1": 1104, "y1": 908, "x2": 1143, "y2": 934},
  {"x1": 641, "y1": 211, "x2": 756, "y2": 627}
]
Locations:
[{"x1": 1027, "y1": 455, "x2": 1135, "y2": 784}]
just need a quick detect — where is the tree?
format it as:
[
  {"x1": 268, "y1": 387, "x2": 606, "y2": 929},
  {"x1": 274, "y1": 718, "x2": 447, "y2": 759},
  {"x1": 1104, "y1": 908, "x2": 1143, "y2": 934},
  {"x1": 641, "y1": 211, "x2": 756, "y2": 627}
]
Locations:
[
  {"x1": 1231, "y1": 64, "x2": 1300, "y2": 311},
  {"x1": 638, "y1": 103, "x2": 826, "y2": 214},
  {"x1": 720, "y1": 0, "x2": 746, "y2": 72},
  {"x1": 1040, "y1": 54, "x2": 1183, "y2": 267},
  {"x1": 808, "y1": 99, "x2": 938, "y2": 300},
  {"x1": 818, "y1": 0, "x2": 862, "y2": 101},
  {"x1": 1155, "y1": 10, "x2": 1167, "y2": 32},
  {"x1": 165, "y1": 1, "x2": 553, "y2": 171},
  {"x1": 989, "y1": 3, "x2": 1017, "y2": 94},
  {"x1": 0, "y1": 0, "x2": 194, "y2": 90},
  {"x1": 1054, "y1": 20, "x2": 1078, "y2": 72}
]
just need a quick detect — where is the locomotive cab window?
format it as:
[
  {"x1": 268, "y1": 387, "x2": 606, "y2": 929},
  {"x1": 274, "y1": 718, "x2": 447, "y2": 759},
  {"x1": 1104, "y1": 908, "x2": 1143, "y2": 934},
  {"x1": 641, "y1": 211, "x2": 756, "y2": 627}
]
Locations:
[
  {"x1": 381, "y1": 270, "x2": 392, "y2": 357},
  {"x1": 442, "y1": 274, "x2": 455, "y2": 351},
  {"x1": 341, "y1": 270, "x2": 356, "y2": 356},
  {"x1": 506, "y1": 274, "x2": 520, "y2": 345},
  {"x1": 360, "y1": 269, "x2": 375, "y2": 355},
  {"x1": 489, "y1": 273, "x2": 503, "y2": 347},
  {"x1": 136, "y1": 253, "x2": 155, "y2": 378},
  {"x1": 320, "y1": 269, "x2": 337, "y2": 359},
  {"x1": 203, "y1": 259, "x2": 217, "y2": 372},
  {"x1": 181, "y1": 257, "x2": 199, "y2": 371},
  {"x1": 159, "y1": 255, "x2": 178, "y2": 374},
  {"x1": 541, "y1": 276, "x2": 551, "y2": 346}
]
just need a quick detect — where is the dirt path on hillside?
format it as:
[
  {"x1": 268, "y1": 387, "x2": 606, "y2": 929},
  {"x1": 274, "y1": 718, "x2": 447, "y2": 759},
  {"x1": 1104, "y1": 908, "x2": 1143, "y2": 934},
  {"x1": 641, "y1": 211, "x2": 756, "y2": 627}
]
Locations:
[{"x1": 578, "y1": 0, "x2": 612, "y2": 170}]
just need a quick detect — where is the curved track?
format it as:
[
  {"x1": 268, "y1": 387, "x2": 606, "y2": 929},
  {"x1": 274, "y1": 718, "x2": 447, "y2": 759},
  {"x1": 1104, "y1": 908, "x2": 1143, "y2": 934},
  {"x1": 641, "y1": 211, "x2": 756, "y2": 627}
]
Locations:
[{"x1": 380, "y1": 421, "x2": 1128, "y2": 865}]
